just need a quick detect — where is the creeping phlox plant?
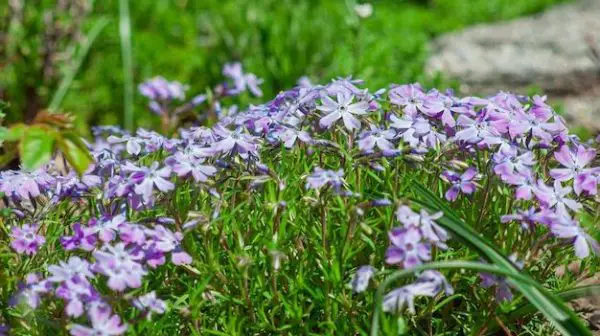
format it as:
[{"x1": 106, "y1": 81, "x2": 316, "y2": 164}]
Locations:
[{"x1": 0, "y1": 63, "x2": 599, "y2": 335}]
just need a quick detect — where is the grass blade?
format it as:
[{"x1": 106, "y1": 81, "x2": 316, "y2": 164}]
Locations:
[
  {"x1": 119, "y1": 0, "x2": 134, "y2": 130},
  {"x1": 508, "y1": 285, "x2": 600, "y2": 321},
  {"x1": 408, "y1": 181, "x2": 591, "y2": 336},
  {"x1": 370, "y1": 261, "x2": 584, "y2": 336},
  {"x1": 48, "y1": 17, "x2": 110, "y2": 112}
]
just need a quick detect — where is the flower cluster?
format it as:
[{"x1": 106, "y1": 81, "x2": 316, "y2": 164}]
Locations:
[
  {"x1": 386, "y1": 206, "x2": 448, "y2": 269},
  {"x1": 2, "y1": 72, "x2": 599, "y2": 334}
]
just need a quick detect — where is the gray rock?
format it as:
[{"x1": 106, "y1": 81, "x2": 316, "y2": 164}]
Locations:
[{"x1": 426, "y1": 0, "x2": 600, "y2": 129}]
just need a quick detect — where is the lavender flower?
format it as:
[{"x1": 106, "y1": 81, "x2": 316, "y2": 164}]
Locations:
[
  {"x1": 56, "y1": 276, "x2": 100, "y2": 317},
  {"x1": 133, "y1": 291, "x2": 167, "y2": 320},
  {"x1": 48, "y1": 257, "x2": 94, "y2": 283},
  {"x1": 211, "y1": 125, "x2": 260, "y2": 158},
  {"x1": 317, "y1": 92, "x2": 369, "y2": 131},
  {"x1": 167, "y1": 152, "x2": 217, "y2": 182},
  {"x1": 388, "y1": 83, "x2": 427, "y2": 116},
  {"x1": 533, "y1": 180, "x2": 581, "y2": 214},
  {"x1": 126, "y1": 162, "x2": 175, "y2": 203},
  {"x1": 386, "y1": 227, "x2": 431, "y2": 268},
  {"x1": 357, "y1": 126, "x2": 396, "y2": 152},
  {"x1": 550, "y1": 145, "x2": 598, "y2": 195},
  {"x1": 223, "y1": 62, "x2": 263, "y2": 97},
  {"x1": 389, "y1": 114, "x2": 445, "y2": 149},
  {"x1": 144, "y1": 225, "x2": 192, "y2": 266},
  {"x1": 549, "y1": 210, "x2": 600, "y2": 258},
  {"x1": 441, "y1": 168, "x2": 478, "y2": 201},
  {"x1": 70, "y1": 302, "x2": 127, "y2": 336},
  {"x1": 350, "y1": 265, "x2": 375, "y2": 293},
  {"x1": 305, "y1": 167, "x2": 344, "y2": 192},
  {"x1": 10, "y1": 224, "x2": 45, "y2": 255},
  {"x1": 13, "y1": 273, "x2": 51, "y2": 309},
  {"x1": 480, "y1": 255, "x2": 523, "y2": 302},
  {"x1": 493, "y1": 144, "x2": 535, "y2": 181},
  {"x1": 383, "y1": 271, "x2": 452, "y2": 313},
  {"x1": 139, "y1": 77, "x2": 186, "y2": 102},
  {"x1": 61, "y1": 223, "x2": 98, "y2": 251},
  {"x1": 93, "y1": 243, "x2": 147, "y2": 291}
]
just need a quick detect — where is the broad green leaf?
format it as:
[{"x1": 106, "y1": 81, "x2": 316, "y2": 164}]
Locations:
[
  {"x1": 19, "y1": 126, "x2": 56, "y2": 171},
  {"x1": 56, "y1": 132, "x2": 93, "y2": 175},
  {"x1": 408, "y1": 181, "x2": 591, "y2": 336},
  {"x1": 0, "y1": 123, "x2": 27, "y2": 142}
]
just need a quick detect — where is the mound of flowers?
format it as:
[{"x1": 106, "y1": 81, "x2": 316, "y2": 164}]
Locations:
[{"x1": 0, "y1": 67, "x2": 598, "y2": 334}]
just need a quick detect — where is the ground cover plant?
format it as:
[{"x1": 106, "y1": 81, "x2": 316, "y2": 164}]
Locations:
[{"x1": 0, "y1": 64, "x2": 600, "y2": 335}]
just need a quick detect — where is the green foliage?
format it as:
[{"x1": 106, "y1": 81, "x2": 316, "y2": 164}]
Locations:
[
  {"x1": 410, "y1": 183, "x2": 591, "y2": 335},
  {"x1": 0, "y1": 0, "x2": 570, "y2": 132},
  {"x1": 0, "y1": 112, "x2": 92, "y2": 174}
]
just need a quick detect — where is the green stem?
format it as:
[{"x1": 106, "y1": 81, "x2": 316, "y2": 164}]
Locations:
[{"x1": 119, "y1": 0, "x2": 134, "y2": 130}]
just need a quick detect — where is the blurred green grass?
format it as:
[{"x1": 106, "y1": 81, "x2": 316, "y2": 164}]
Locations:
[{"x1": 0, "y1": 0, "x2": 570, "y2": 133}]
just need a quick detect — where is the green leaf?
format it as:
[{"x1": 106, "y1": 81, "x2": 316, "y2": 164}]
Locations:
[
  {"x1": 56, "y1": 132, "x2": 93, "y2": 175},
  {"x1": 407, "y1": 181, "x2": 591, "y2": 336},
  {"x1": 0, "y1": 123, "x2": 27, "y2": 142},
  {"x1": 19, "y1": 126, "x2": 56, "y2": 171},
  {"x1": 370, "y1": 261, "x2": 590, "y2": 336},
  {"x1": 510, "y1": 285, "x2": 600, "y2": 318}
]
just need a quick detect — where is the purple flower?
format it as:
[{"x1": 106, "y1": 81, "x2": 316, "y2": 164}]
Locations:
[
  {"x1": 395, "y1": 206, "x2": 448, "y2": 247},
  {"x1": 48, "y1": 257, "x2": 94, "y2": 283},
  {"x1": 305, "y1": 167, "x2": 344, "y2": 192},
  {"x1": 388, "y1": 83, "x2": 426, "y2": 116},
  {"x1": 508, "y1": 96, "x2": 564, "y2": 145},
  {"x1": 61, "y1": 223, "x2": 98, "y2": 251},
  {"x1": 14, "y1": 273, "x2": 51, "y2": 309},
  {"x1": 211, "y1": 125, "x2": 260, "y2": 158},
  {"x1": 275, "y1": 127, "x2": 313, "y2": 148},
  {"x1": 317, "y1": 92, "x2": 369, "y2": 131},
  {"x1": 139, "y1": 76, "x2": 186, "y2": 102},
  {"x1": 501, "y1": 207, "x2": 545, "y2": 230},
  {"x1": 386, "y1": 227, "x2": 431, "y2": 268},
  {"x1": 133, "y1": 291, "x2": 167, "y2": 320},
  {"x1": 180, "y1": 126, "x2": 217, "y2": 145},
  {"x1": 533, "y1": 180, "x2": 581, "y2": 214},
  {"x1": 107, "y1": 135, "x2": 144, "y2": 156},
  {"x1": 454, "y1": 113, "x2": 504, "y2": 147},
  {"x1": 549, "y1": 210, "x2": 600, "y2": 258},
  {"x1": 389, "y1": 114, "x2": 445, "y2": 149},
  {"x1": 550, "y1": 145, "x2": 597, "y2": 195},
  {"x1": 118, "y1": 223, "x2": 146, "y2": 245},
  {"x1": 144, "y1": 225, "x2": 192, "y2": 266},
  {"x1": 493, "y1": 144, "x2": 535, "y2": 181},
  {"x1": 441, "y1": 168, "x2": 478, "y2": 201},
  {"x1": 70, "y1": 302, "x2": 127, "y2": 336},
  {"x1": 0, "y1": 170, "x2": 48, "y2": 201},
  {"x1": 357, "y1": 126, "x2": 396, "y2": 152},
  {"x1": 56, "y1": 276, "x2": 100, "y2": 317},
  {"x1": 89, "y1": 215, "x2": 127, "y2": 243},
  {"x1": 10, "y1": 224, "x2": 45, "y2": 255},
  {"x1": 126, "y1": 162, "x2": 175, "y2": 203},
  {"x1": 480, "y1": 255, "x2": 523, "y2": 302},
  {"x1": 349, "y1": 265, "x2": 375, "y2": 293},
  {"x1": 93, "y1": 243, "x2": 147, "y2": 291},
  {"x1": 503, "y1": 170, "x2": 536, "y2": 200},
  {"x1": 167, "y1": 152, "x2": 217, "y2": 182},
  {"x1": 223, "y1": 62, "x2": 264, "y2": 97},
  {"x1": 383, "y1": 271, "x2": 452, "y2": 313}
]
